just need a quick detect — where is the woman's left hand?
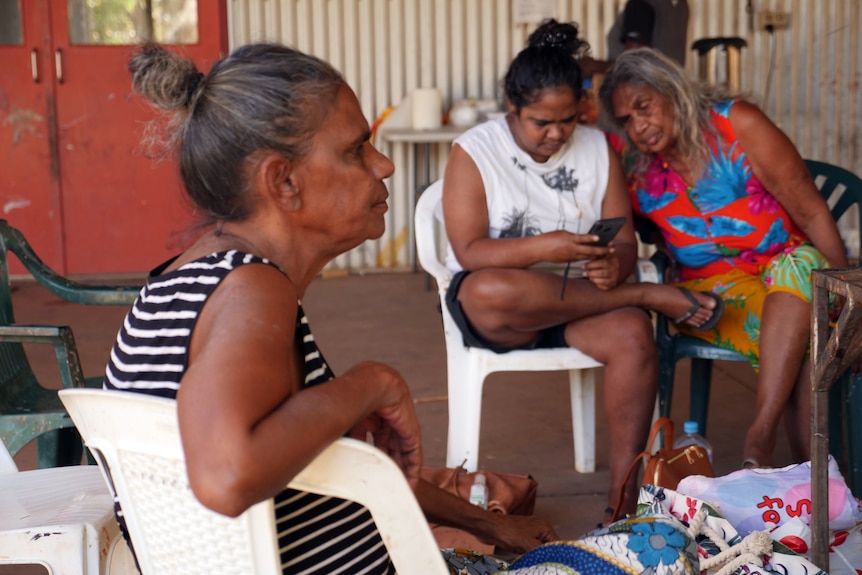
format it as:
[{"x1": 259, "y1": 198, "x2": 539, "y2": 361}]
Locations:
[{"x1": 583, "y1": 248, "x2": 621, "y2": 290}]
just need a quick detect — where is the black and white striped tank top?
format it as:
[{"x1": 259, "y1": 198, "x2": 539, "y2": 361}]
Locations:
[{"x1": 105, "y1": 250, "x2": 396, "y2": 575}]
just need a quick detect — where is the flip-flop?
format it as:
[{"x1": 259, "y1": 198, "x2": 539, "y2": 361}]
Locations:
[{"x1": 672, "y1": 287, "x2": 725, "y2": 331}]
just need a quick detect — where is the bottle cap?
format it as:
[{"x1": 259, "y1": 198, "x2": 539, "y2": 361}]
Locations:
[
  {"x1": 683, "y1": 421, "x2": 699, "y2": 434},
  {"x1": 474, "y1": 472, "x2": 486, "y2": 485}
]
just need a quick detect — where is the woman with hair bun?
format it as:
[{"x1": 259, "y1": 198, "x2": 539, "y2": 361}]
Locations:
[
  {"x1": 106, "y1": 41, "x2": 560, "y2": 574},
  {"x1": 442, "y1": 20, "x2": 723, "y2": 524}
]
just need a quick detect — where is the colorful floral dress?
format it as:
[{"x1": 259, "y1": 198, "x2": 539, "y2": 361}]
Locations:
[{"x1": 612, "y1": 100, "x2": 831, "y2": 369}]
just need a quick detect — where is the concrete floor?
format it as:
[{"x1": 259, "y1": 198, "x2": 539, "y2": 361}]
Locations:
[{"x1": 9, "y1": 270, "x2": 796, "y2": 559}]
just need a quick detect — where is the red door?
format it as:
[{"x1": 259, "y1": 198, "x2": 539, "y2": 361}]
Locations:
[
  {"x1": 0, "y1": 0, "x2": 63, "y2": 271},
  {"x1": 0, "y1": 0, "x2": 227, "y2": 275}
]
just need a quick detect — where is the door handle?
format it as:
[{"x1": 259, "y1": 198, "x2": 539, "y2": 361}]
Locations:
[
  {"x1": 31, "y1": 49, "x2": 39, "y2": 83},
  {"x1": 55, "y1": 49, "x2": 64, "y2": 84}
]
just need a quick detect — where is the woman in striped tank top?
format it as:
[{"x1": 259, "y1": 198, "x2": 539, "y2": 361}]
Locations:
[{"x1": 105, "y1": 42, "x2": 421, "y2": 575}]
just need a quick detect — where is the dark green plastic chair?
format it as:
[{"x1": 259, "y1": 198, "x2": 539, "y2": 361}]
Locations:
[
  {"x1": 646, "y1": 160, "x2": 862, "y2": 493},
  {"x1": 0, "y1": 219, "x2": 141, "y2": 468}
]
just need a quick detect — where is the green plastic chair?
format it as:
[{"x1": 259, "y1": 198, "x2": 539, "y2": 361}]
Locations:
[
  {"x1": 646, "y1": 160, "x2": 862, "y2": 492},
  {"x1": 0, "y1": 219, "x2": 141, "y2": 468}
]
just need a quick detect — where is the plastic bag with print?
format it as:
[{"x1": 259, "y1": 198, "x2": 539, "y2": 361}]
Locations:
[{"x1": 675, "y1": 457, "x2": 862, "y2": 536}]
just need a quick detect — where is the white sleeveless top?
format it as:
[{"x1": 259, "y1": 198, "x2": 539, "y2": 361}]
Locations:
[{"x1": 445, "y1": 116, "x2": 610, "y2": 272}]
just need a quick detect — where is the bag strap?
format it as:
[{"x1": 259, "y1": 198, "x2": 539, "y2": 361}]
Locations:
[
  {"x1": 440, "y1": 460, "x2": 468, "y2": 493},
  {"x1": 649, "y1": 417, "x2": 674, "y2": 450},
  {"x1": 611, "y1": 448, "x2": 650, "y2": 521},
  {"x1": 609, "y1": 417, "x2": 675, "y2": 521}
]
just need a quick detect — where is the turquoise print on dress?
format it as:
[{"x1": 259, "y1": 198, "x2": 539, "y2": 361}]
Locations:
[
  {"x1": 666, "y1": 215, "x2": 755, "y2": 239},
  {"x1": 753, "y1": 219, "x2": 790, "y2": 254},
  {"x1": 691, "y1": 144, "x2": 748, "y2": 213},
  {"x1": 713, "y1": 99, "x2": 734, "y2": 117},
  {"x1": 671, "y1": 242, "x2": 721, "y2": 268},
  {"x1": 744, "y1": 310, "x2": 760, "y2": 343},
  {"x1": 637, "y1": 188, "x2": 676, "y2": 213},
  {"x1": 666, "y1": 215, "x2": 711, "y2": 238},
  {"x1": 707, "y1": 215, "x2": 756, "y2": 237}
]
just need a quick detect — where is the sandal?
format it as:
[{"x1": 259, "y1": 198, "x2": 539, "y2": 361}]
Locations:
[{"x1": 672, "y1": 287, "x2": 725, "y2": 331}]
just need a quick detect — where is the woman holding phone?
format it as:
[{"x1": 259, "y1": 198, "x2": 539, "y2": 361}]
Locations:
[{"x1": 442, "y1": 19, "x2": 723, "y2": 524}]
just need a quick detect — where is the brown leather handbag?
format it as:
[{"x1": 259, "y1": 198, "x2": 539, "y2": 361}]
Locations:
[
  {"x1": 420, "y1": 464, "x2": 538, "y2": 516},
  {"x1": 612, "y1": 417, "x2": 714, "y2": 520}
]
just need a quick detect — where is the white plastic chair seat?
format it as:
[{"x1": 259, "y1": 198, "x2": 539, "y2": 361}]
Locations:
[
  {"x1": 0, "y1": 459, "x2": 136, "y2": 574},
  {"x1": 59, "y1": 388, "x2": 448, "y2": 575},
  {"x1": 415, "y1": 180, "x2": 604, "y2": 473}
]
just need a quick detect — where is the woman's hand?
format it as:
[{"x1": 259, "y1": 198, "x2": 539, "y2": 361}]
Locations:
[
  {"x1": 583, "y1": 245, "x2": 621, "y2": 290},
  {"x1": 478, "y1": 513, "x2": 559, "y2": 554},
  {"x1": 343, "y1": 361, "x2": 423, "y2": 488},
  {"x1": 540, "y1": 230, "x2": 613, "y2": 264}
]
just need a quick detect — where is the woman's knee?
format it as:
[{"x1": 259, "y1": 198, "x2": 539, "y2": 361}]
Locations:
[
  {"x1": 458, "y1": 269, "x2": 525, "y2": 312},
  {"x1": 612, "y1": 309, "x2": 656, "y2": 349},
  {"x1": 574, "y1": 308, "x2": 656, "y2": 362}
]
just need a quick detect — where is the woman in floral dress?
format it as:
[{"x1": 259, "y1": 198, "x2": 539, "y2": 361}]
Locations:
[{"x1": 599, "y1": 48, "x2": 849, "y2": 469}]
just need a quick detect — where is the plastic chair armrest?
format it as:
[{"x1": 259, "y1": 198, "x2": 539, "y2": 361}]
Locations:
[
  {"x1": 0, "y1": 325, "x2": 87, "y2": 388},
  {"x1": 2, "y1": 222, "x2": 141, "y2": 306},
  {"x1": 635, "y1": 258, "x2": 660, "y2": 284}
]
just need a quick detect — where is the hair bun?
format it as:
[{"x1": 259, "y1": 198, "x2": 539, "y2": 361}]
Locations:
[
  {"x1": 186, "y1": 72, "x2": 204, "y2": 104},
  {"x1": 528, "y1": 19, "x2": 581, "y2": 54}
]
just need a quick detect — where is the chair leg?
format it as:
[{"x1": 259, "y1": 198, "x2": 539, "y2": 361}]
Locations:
[
  {"x1": 828, "y1": 378, "x2": 846, "y2": 471},
  {"x1": 657, "y1": 349, "x2": 677, "y2": 420},
  {"x1": 37, "y1": 428, "x2": 84, "y2": 468},
  {"x1": 689, "y1": 358, "x2": 713, "y2": 437},
  {"x1": 445, "y1": 356, "x2": 487, "y2": 472},
  {"x1": 569, "y1": 368, "x2": 596, "y2": 473}
]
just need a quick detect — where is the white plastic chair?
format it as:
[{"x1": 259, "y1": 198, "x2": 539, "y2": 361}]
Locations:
[
  {"x1": 58, "y1": 388, "x2": 448, "y2": 575},
  {"x1": 0, "y1": 440, "x2": 136, "y2": 575},
  {"x1": 415, "y1": 180, "x2": 609, "y2": 473}
]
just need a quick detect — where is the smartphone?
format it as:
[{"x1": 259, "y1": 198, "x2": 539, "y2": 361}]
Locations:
[{"x1": 586, "y1": 217, "x2": 626, "y2": 246}]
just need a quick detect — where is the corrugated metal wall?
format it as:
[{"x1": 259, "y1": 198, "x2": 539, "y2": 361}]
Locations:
[{"x1": 227, "y1": 0, "x2": 861, "y2": 271}]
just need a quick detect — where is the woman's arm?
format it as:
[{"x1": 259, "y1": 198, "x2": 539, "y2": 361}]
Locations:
[
  {"x1": 583, "y1": 141, "x2": 639, "y2": 290},
  {"x1": 442, "y1": 144, "x2": 610, "y2": 271},
  {"x1": 177, "y1": 264, "x2": 422, "y2": 517},
  {"x1": 730, "y1": 101, "x2": 849, "y2": 268}
]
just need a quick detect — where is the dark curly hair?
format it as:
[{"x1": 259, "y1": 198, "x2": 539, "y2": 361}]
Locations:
[{"x1": 504, "y1": 19, "x2": 591, "y2": 110}]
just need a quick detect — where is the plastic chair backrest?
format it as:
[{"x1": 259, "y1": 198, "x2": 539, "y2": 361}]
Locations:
[
  {"x1": 0, "y1": 439, "x2": 16, "y2": 473},
  {"x1": 414, "y1": 180, "x2": 451, "y2": 288},
  {"x1": 59, "y1": 388, "x2": 448, "y2": 575},
  {"x1": 0, "y1": 224, "x2": 52, "y2": 400},
  {"x1": 0, "y1": 219, "x2": 141, "y2": 466},
  {"x1": 806, "y1": 160, "x2": 862, "y2": 259}
]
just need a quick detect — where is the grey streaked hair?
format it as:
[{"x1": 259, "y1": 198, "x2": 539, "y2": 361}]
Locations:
[
  {"x1": 128, "y1": 42, "x2": 345, "y2": 223},
  {"x1": 598, "y1": 47, "x2": 739, "y2": 177}
]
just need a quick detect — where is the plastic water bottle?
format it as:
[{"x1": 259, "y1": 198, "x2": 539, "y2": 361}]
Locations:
[
  {"x1": 469, "y1": 472, "x2": 488, "y2": 509},
  {"x1": 673, "y1": 421, "x2": 714, "y2": 463}
]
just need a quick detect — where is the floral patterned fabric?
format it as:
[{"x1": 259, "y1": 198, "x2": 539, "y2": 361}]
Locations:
[
  {"x1": 637, "y1": 484, "x2": 830, "y2": 575},
  {"x1": 617, "y1": 100, "x2": 809, "y2": 282},
  {"x1": 609, "y1": 101, "x2": 834, "y2": 369},
  {"x1": 672, "y1": 244, "x2": 829, "y2": 369},
  {"x1": 505, "y1": 513, "x2": 698, "y2": 574}
]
